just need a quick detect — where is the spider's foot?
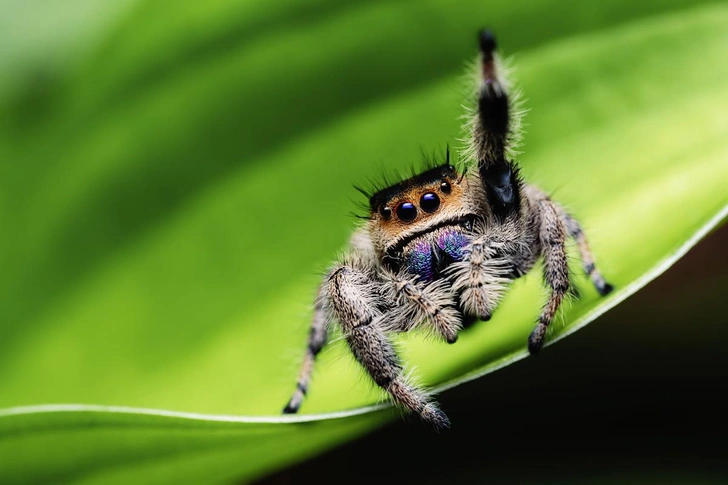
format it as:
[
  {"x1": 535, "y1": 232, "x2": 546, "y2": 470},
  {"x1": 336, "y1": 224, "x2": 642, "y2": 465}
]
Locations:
[
  {"x1": 476, "y1": 28, "x2": 507, "y2": 129},
  {"x1": 528, "y1": 323, "x2": 548, "y2": 355},
  {"x1": 597, "y1": 282, "x2": 615, "y2": 297},
  {"x1": 421, "y1": 403, "x2": 451, "y2": 432},
  {"x1": 282, "y1": 404, "x2": 297, "y2": 414},
  {"x1": 282, "y1": 382, "x2": 308, "y2": 414},
  {"x1": 283, "y1": 391, "x2": 305, "y2": 414},
  {"x1": 478, "y1": 29, "x2": 497, "y2": 56}
]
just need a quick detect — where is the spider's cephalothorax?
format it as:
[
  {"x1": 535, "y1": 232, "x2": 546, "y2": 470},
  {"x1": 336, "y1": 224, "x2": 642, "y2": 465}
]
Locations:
[{"x1": 283, "y1": 30, "x2": 613, "y2": 430}]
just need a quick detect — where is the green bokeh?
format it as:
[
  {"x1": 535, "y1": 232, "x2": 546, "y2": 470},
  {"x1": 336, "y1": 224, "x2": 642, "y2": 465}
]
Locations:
[{"x1": 1, "y1": 1, "x2": 727, "y2": 484}]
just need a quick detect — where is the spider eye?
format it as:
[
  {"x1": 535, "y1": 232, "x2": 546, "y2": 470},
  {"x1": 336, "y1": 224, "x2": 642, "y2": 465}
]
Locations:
[
  {"x1": 380, "y1": 206, "x2": 392, "y2": 220},
  {"x1": 420, "y1": 192, "x2": 440, "y2": 213},
  {"x1": 440, "y1": 181, "x2": 451, "y2": 194},
  {"x1": 396, "y1": 202, "x2": 417, "y2": 222}
]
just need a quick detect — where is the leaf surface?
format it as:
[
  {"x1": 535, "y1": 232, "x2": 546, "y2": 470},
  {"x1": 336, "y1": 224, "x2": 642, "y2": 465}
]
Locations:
[{"x1": 1, "y1": 2, "x2": 727, "y2": 484}]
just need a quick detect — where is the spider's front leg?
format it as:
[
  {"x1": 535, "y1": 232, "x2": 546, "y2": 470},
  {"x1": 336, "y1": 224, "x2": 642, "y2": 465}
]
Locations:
[
  {"x1": 327, "y1": 258, "x2": 451, "y2": 430},
  {"x1": 470, "y1": 29, "x2": 522, "y2": 209}
]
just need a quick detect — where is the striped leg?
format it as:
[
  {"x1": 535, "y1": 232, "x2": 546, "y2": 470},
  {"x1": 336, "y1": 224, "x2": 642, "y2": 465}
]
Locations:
[
  {"x1": 283, "y1": 287, "x2": 329, "y2": 414},
  {"x1": 328, "y1": 264, "x2": 450, "y2": 431},
  {"x1": 560, "y1": 211, "x2": 614, "y2": 296},
  {"x1": 470, "y1": 29, "x2": 511, "y2": 167},
  {"x1": 528, "y1": 199, "x2": 571, "y2": 354}
]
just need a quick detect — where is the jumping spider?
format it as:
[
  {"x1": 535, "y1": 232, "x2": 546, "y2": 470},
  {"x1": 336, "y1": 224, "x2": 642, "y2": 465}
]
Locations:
[{"x1": 283, "y1": 30, "x2": 613, "y2": 430}]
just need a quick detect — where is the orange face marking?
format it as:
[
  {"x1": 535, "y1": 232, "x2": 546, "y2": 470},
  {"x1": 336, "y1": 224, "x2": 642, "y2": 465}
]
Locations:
[{"x1": 374, "y1": 175, "x2": 466, "y2": 241}]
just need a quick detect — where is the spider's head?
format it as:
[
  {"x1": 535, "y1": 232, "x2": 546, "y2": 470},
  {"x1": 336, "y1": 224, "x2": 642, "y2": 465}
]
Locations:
[{"x1": 366, "y1": 163, "x2": 482, "y2": 258}]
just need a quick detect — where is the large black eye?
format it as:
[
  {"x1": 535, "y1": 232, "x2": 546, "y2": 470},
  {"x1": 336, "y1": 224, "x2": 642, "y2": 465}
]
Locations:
[
  {"x1": 440, "y1": 181, "x2": 451, "y2": 194},
  {"x1": 396, "y1": 202, "x2": 417, "y2": 222},
  {"x1": 420, "y1": 192, "x2": 440, "y2": 213}
]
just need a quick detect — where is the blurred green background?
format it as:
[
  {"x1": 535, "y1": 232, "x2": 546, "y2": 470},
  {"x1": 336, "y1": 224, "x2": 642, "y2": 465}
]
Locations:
[{"x1": 1, "y1": 0, "x2": 727, "y2": 483}]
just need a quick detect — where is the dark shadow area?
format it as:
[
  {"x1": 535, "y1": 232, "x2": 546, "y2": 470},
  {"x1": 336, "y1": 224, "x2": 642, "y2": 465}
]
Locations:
[{"x1": 256, "y1": 224, "x2": 728, "y2": 484}]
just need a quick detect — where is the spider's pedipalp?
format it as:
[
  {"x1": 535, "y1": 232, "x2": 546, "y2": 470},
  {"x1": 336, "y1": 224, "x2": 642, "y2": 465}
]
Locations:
[
  {"x1": 380, "y1": 270, "x2": 462, "y2": 343},
  {"x1": 447, "y1": 238, "x2": 510, "y2": 321}
]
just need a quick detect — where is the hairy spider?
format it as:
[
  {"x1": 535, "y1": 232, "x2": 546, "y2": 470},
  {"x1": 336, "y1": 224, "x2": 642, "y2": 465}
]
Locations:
[{"x1": 283, "y1": 30, "x2": 613, "y2": 430}]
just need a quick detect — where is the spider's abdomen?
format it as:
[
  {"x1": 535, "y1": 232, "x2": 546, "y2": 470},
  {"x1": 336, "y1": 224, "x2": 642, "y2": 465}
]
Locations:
[{"x1": 404, "y1": 227, "x2": 470, "y2": 281}]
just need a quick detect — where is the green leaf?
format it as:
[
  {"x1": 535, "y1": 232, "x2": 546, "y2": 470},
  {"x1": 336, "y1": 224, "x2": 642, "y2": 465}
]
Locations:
[
  {"x1": 2, "y1": 1, "x2": 727, "y2": 484},
  {"x1": 0, "y1": 0, "x2": 717, "y2": 339}
]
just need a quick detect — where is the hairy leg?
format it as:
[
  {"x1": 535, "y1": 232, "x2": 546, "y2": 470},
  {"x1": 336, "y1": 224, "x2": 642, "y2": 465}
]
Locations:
[
  {"x1": 328, "y1": 262, "x2": 450, "y2": 430},
  {"x1": 469, "y1": 30, "x2": 511, "y2": 166},
  {"x1": 558, "y1": 209, "x2": 614, "y2": 296},
  {"x1": 379, "y1": 270, "x2": 462, "y2": 343},
  {"x1": 463, "y1": 31, "x2": 523, "y2": 221},
  {"x1": 528, "y1": 198, "x2": 570, "y2": 354},
  {"x1": 283, "y1": 286, "x2": 329, "y2": 414}
]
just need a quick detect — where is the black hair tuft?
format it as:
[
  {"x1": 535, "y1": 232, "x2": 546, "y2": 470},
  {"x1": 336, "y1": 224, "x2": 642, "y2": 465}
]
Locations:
[{"x1": 350, "y1": 146, "x2": 458, "y2": 214}]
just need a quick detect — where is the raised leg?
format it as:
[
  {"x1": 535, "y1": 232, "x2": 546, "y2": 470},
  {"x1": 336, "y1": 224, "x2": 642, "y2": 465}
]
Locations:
[
  {"x1": 559, "y1": 210, "x2": 614, "y2": 296},
  {"x1": 328, "y1": 263, "x2": 450, "y2": 431},
  {"x1": 528, "y1": 199, "x2": 570, "y2": 354},
  {"x1": 469, "y1": 30, "x2": 524, "y2": 223},
  {"x1": 282, "y1": 286, "x2": 329, "y2": 414},
  {"x1": 470, "y1": 29, "x2": 511, "y2": 166},
  {"x1": 379, "y1": 270, "x2": 462, "y2": 343}
]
